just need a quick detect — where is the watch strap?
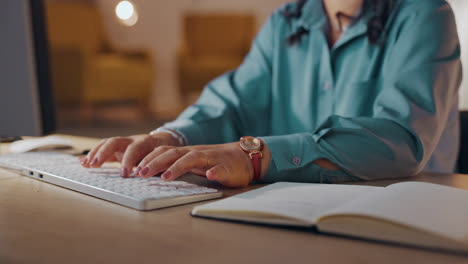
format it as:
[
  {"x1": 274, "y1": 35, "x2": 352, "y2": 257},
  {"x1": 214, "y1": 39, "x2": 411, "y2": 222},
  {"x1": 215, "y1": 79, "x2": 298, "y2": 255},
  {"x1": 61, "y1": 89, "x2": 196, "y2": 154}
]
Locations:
[{"x1": 250, "y1": 152, "x2": 262, "y2": 181}]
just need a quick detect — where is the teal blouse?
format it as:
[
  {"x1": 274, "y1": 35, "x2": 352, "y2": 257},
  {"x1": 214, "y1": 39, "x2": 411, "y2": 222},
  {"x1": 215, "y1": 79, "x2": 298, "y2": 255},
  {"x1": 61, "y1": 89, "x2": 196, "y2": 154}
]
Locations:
[{"x1": 162, "y1": 0, "x2": 462, "y2": 183}]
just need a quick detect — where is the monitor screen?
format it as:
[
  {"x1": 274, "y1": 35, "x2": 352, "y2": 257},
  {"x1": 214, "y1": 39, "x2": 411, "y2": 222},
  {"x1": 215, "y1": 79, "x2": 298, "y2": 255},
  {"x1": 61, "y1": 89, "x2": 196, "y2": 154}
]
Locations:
[{"x1": 0, "y1": 0, "x2": 55, "y2": 138}]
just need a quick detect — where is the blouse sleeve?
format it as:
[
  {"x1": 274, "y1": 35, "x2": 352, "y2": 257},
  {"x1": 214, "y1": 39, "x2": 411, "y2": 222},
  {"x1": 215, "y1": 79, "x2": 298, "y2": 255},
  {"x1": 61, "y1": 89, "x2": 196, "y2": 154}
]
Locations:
[{"x1": 260, "y1": 2, "x2": 462, "y2": 182}]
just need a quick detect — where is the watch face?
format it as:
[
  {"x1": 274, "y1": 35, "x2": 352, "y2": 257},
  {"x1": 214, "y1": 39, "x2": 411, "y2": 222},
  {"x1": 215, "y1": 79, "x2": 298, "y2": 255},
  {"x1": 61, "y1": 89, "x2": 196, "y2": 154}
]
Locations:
[{"x1": 240, "y1": 136, "x2": 261, "y2": 151}]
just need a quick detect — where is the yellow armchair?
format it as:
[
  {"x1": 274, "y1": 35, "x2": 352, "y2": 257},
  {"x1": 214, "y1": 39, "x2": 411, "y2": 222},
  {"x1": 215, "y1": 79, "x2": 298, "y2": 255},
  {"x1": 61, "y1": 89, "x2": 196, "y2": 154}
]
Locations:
[
  {"x1": 177, "y1": 14, "x2": 255, "y2": 105},
  {"x1": 46, "y1": 1, "x2": 153, "y2": 122}
]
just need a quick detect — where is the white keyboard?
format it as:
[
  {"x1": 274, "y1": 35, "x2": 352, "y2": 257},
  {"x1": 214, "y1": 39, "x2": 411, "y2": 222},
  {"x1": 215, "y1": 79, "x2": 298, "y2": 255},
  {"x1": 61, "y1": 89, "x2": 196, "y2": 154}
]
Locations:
[{"x1": 0, "y1": 152, "x2": 222, "y2": 210}]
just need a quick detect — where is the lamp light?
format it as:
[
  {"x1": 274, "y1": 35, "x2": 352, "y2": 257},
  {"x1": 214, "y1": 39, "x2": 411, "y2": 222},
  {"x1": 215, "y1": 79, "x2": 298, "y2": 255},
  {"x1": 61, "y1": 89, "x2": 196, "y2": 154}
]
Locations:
[{"x1": 115, "y1": 1, "x2": 138, "y2": 26}]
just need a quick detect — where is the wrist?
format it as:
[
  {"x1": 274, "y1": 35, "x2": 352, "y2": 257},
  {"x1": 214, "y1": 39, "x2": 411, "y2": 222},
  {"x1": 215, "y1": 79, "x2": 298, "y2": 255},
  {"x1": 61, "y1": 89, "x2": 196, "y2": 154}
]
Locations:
[
  {"x1": 238, "y1": 145, "x2": 255, "y2": 183},
  {"x1": 314, "y1": 158, "x2": 340, "y2": 170},
  {"x1": 150, "y1": 128, "x2": 186, "y2": 146},
  {"x1": 239, "y1": 137, "x2": 271, "y2": 182},
  {"x1": 259, "y1": 139, "x2": 271, "y2": 180},
  {"x1": 149, "y1": 132, "x2": 182, "y2": 147}
]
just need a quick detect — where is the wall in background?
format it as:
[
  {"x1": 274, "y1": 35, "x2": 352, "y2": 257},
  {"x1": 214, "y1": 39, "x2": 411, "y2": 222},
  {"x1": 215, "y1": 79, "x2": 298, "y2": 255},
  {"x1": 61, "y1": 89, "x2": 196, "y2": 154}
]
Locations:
[
  {"x1": 448, "y1": 0, "x2": 468, "y2": 109},
  {"x1": 96, "y1": 0, "x2": 288, "y2": 118},
  {"x1": 96, "y1": 0, "x2": 468, "y2": 116}
]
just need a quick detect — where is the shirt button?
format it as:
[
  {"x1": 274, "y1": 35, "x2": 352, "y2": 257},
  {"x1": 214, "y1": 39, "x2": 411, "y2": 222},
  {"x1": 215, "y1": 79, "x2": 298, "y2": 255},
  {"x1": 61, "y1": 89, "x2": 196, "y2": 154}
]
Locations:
[
  {"x1": 323, "y1": 82, "x2": 332, "y2": 90},
  {"x1": 292, "y1": 156, "x2": 302, "y2": 166}
]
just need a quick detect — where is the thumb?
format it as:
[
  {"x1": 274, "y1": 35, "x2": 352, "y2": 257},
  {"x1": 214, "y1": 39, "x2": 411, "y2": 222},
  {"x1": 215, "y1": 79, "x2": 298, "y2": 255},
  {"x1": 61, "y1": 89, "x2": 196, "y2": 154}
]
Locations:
[
  {"x1": 206, "y1": 164, "x2": 229, "y2": 182},
  {"x1": 207, "y1": 164, "x2": 245, "y2": 187}
]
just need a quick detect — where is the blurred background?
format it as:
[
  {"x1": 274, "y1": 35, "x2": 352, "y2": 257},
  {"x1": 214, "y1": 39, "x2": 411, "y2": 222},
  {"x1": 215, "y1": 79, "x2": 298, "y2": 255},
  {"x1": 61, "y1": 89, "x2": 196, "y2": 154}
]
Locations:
[
  {"x1": 45, "y1": 0, "x2": 468, "y2": 138},
  {"x1": 46, "y1": 0, "x2": 287, "y2": 137}
]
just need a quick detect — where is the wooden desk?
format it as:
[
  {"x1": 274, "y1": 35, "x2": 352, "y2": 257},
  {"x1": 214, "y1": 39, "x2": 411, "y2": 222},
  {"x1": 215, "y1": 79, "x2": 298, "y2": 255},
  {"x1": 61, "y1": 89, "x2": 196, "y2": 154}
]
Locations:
[{"x1": 1, "y1": 136, "x2": 468, "y2": 264}]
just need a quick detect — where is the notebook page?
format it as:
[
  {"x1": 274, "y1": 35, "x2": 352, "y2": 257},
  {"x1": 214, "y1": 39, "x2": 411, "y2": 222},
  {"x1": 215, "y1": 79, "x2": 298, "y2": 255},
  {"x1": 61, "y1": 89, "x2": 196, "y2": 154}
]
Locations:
[
  {"x1": 193, "y1": 182, "x2": 381, "y2": 224},
  {"x1": 319, "y1": 182, "x2": 468, "y2": 242}
]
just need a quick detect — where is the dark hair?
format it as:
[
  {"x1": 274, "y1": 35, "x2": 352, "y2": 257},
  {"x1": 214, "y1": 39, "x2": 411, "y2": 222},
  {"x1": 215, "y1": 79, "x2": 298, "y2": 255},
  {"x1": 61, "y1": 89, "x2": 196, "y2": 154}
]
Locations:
[{"x1": 283, "y1": 0, "x2": 396, "y2": 45}]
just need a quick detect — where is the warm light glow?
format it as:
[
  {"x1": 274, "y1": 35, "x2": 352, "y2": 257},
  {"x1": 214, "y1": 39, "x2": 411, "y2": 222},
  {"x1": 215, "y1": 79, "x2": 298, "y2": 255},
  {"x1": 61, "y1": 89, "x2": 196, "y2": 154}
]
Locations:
[
  {"x1": 115, "y1": 1, "x2": 138, "y2": 26},
  {"x1": 116, "y1": 1, "x2": 134, "y2": 20}
]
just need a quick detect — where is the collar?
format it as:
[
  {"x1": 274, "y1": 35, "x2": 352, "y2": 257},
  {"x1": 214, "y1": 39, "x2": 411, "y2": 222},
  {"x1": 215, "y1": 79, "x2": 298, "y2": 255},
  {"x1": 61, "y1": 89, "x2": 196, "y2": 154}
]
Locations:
[
  {"x1": 293, "y1": 0, "x2": 327, "y2": 31},
  {"x1": 293, "y1": 0, "x2": 370, "y2": 50}
]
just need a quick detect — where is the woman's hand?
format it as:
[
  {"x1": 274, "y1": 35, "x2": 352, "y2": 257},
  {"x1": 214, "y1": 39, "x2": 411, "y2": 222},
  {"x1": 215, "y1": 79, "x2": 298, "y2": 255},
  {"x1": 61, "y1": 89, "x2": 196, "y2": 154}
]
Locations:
[
  {"x1": 135, "y1": 142, "x2": 270, "y2": 188},
  {"x1": 83, "y1": 133, "x2": 272, "y2": 187},
  {"x1": 81, "y1": 133, "x2": 181, "y2": 177}
]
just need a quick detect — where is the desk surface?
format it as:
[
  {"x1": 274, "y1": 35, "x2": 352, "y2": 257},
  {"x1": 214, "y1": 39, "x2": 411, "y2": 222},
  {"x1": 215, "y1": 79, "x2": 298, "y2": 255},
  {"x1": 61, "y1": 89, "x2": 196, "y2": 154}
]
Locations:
[{"x1": 1, "y1": 136, "x2": 468, "y2": 264}]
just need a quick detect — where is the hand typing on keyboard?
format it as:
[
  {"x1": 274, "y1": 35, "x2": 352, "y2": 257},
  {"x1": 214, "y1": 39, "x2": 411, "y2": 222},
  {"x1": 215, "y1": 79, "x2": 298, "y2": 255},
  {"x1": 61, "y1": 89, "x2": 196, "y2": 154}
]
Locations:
[
  {"x1": 81, "y1": 133, "x2": 272, "y2": 188},
  {"x1": 81, "y1": 133, "x2": 180, "y2": 175},
  {"x1": 0, "y1": 152, "x2": 222, "y2": 210}
]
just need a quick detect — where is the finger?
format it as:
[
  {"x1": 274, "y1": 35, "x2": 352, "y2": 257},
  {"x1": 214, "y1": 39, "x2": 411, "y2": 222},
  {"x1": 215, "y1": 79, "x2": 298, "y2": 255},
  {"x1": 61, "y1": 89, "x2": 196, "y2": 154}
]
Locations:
[
  {"x1": 78, "y1": 156, "x2": 86, "y2": 163},
  {"x1": 114, "y1": 151, "x2": 124, "y2": 162},
  {"x1": 82, "y1": 139, "x2": 106, "y2": 168},
  {"x1": 140, "y1": 148, "x2": 189, "y2": 178},
  {"x1": 206, "y1": 164, "x2": 230, "y2": 183},
  {"x1": 91, "y1": 138, "x2": 130, "y2": 168},
  {"x1": 135, "y1": 145, "x2": 173, "y2": 175},
  {"x1": 121, "y1": 141, "x2": 160, "y2": 176},
  {"x1": 207, "y1": 165, "x2": 245, "y2": 187},
  {"x1": 190, "y1": 168, "x2": 208, "y2": 176},
  {"x1": 161, "y1": 150, "x2": 211, "y2": 181}
]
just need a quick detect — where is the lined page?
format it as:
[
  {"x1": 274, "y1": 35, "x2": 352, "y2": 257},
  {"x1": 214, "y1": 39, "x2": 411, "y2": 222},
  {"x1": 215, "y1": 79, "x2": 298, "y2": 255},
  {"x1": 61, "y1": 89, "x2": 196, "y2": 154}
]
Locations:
[
  {"x1": 320, "y1": 182, "x2": 468, "y2": 242},
  {"x1": 192, "y1": 182, "x2": 381, "y2": 224}
]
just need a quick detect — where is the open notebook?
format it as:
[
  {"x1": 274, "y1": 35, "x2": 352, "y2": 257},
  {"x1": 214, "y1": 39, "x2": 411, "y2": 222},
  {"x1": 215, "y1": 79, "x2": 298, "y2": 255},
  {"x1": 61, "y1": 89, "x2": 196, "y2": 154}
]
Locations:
[{"x1": 192, "y1": 182, "x2": 468, "y2": 252}]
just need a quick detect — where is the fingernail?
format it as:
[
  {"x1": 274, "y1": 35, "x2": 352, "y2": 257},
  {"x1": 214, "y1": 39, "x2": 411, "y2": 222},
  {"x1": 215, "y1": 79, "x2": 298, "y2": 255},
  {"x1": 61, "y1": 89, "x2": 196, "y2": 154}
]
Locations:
[
  {"x1": 81, "y1": 158, "x2": 88, "y2": 165},
  {"x1": 120, "y1": 168, "x2": 129, "y2": 177},
  {"x1": 162, "y1": 170, "x2": 172, "y2": 180},
  {"x1": 206, "y1": 170, "x2": 216, "y2": 180},
  {"x1": 90, "y1": 157, "x2": 98, "y2": 165},
  {"x1": 140, "y1": 167, "x2": 149, "y2": 177},
  {"x1": 135, "y1": 166, "x2": 142, "y2": 175}
]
